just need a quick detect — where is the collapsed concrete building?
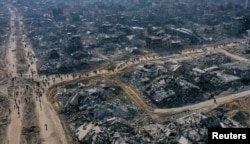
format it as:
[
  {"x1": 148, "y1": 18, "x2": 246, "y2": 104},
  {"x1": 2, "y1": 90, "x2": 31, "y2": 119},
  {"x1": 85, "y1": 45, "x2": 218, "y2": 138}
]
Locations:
[
  {"x1": 7, "y1": 0, "x2": 250, "y2": 143},
  {"x1": 121, "y1": 53, "x2": 249, "y2": 108},
  {"x1": 66, "y1": 34, "x2": 82, "y2": 53},
  {"x1": 53, "y1": 77, "x2": 249, "y2": 144}
]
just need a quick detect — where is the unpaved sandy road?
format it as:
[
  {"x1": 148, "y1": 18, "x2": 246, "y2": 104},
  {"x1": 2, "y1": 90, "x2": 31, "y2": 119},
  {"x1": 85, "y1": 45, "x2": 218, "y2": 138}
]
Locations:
[
  {"x1": 34, "y1": 87, "x2": 72, "y2": 144},
  {"x1": 5, "y1": 6, "x2": 18, "y2": 77},
  {"x1": 218, "y1": 48, "x2": 250, "y2": 62},
  {"x1": 15, "y1": 6, "x2": 73, "y2": 144},
  {"x1": 5, "y1": 4, "x2": 73, "y2": 144},
  {"x1": 154, "y1": 90, "x2": 250, "y2": 114},
  {"x1": 6, "y1": 86, "x2": 25, "y2": 144},
  {"x1": 5, "y1": 5, "x2": 24, "y2": 144}
]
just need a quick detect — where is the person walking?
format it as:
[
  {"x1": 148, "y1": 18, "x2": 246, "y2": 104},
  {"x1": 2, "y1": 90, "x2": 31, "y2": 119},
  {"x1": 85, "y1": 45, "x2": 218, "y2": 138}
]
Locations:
[{"x1": 45, "y1": 124, "x2": 48, "y2": 131}]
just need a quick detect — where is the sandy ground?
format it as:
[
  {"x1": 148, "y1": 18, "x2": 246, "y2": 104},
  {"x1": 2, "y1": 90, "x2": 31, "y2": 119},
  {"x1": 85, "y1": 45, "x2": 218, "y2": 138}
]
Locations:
[
  {"x1": 34, "y1": 90, "x2": 69, "y2": 144},
  {"x1": 5, "y1": 6, "x2": 18, "y2": 77},
  {"x1": 6, "y1": 87, "x2": 24, "y2": 144},
  {"x1": 4, "y1": 4, "x2": 73, "y2": 144},
  {"x1": 154, "y1": 90, "x2": 250, "y2": 114}
]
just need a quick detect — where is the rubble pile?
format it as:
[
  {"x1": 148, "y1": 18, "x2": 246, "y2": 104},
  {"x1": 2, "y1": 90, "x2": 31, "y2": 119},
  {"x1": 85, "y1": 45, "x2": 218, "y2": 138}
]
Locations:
[
  {"x1": 121, "y1": 54, "x2": 249, "y2": 108},
  {"x1": 162, "y1": 109, "x2": 247, "y2": 144},
  {"x1": 190, "y1": 53, "x2": 232, "y2": 69},
  {"x1": 0, "y1": 4, "x2": 10, "y2": 78},
  {"x1": 0, "y1": 4, "x2": 9, "y2": 45},
  {"x1": 56, "y1": 82, "x2": 154, "y2": 143},
  {"x1": 56, "y1": 81, "x2": 225, "y2": 143},
  {"x1": 9, "y1": 0, "x2": 250, "y2": 75},
  {"x1": 0, "y1": 95, "x2": 9, "y2": 119},
  {"x1": 38, "y1": 56, "x2": 94, "y2": 74},
  {"x1": 56, "y1": 81, "x2": 230, "y2": 143}
]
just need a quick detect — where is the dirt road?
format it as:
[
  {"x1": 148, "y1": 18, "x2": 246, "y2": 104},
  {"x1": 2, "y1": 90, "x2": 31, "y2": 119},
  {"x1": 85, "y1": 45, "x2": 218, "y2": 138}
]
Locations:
[
  {"x1": 6, "y1": 91, "x2": 24, "y2": 144},
  {"x1": 34, "y1": 93, "x2": 69, "y2": 144},
  {"x1": 4, "y1": 4, "x2": 73, "y2": 144},
  {"x1": 5, "y1": 6, "x2": 18, "y2": 77},
  {"x1": 218, "y1": 48, "x2": 250, "y2": 62},
  {"x1": 154, "y1": 90, "x2": 250, "y2": 114},
  {"x1": 106, "y1": 76, "x2": 153, "y2": 112},
  {"x1": 5, "y1": 5, "x2": 24, "y2": 144}
]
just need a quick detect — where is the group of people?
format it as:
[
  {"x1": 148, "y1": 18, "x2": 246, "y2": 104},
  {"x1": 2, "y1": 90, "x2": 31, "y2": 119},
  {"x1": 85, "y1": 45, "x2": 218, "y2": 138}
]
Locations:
[{"x1": 8, "y1": 88, "x2": 22, "y2": 118}]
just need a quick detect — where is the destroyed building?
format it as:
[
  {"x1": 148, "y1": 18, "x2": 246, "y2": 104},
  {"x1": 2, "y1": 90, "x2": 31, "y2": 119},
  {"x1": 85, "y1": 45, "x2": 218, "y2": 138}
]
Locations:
[
  {"x1": 6, "y1": 0, "x2": 250, "y2": 143},
  {"x1": 66, "y1": 34, "x2": 83, "y2": 53},
  {"x1": 48, "y1": 49, "x2": 60, "y2": 59},
  {"x1": 0, "y1": 4, "x2": 10, "y2": 45},
  {"x1": 56, "y1": 81, "x2": 153, "y2": 143},
  {"x1": 121, "y1": 53, "x2": 250, "y2": 108},
  {"x1": 55, "y1": 78, "x2": 249, "y2": 144},
  {"x1": 146, "y1": 36, "x2": 162, "y2": 49}
]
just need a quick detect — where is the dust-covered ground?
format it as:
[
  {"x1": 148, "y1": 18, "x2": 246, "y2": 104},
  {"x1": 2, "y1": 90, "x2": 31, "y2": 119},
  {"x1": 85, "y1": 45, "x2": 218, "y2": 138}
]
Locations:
[
  {"x1": 20, "y1": 85, "x2": 41, "y2": 144},
  {"x1": 217, "y1": 97, "x2": 250, "y2": 127}
]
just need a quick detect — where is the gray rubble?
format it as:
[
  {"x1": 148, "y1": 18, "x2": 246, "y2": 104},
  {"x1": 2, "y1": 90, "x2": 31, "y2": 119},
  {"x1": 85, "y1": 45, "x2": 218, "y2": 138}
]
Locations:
[{"x1": 121, "y1": 53, "x2": 250, "y2": 108}]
